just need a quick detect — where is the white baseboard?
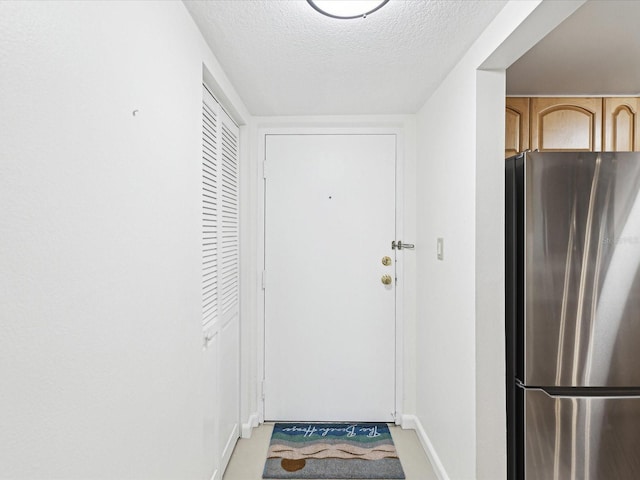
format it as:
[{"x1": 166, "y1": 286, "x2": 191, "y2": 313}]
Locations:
[
  {"x1": 401, "y1": 414, "x2": 450, "y2": 480},
  {"x1": 221, "y1": 424, "x2": 239, "y2": 475},
  {"x1": 241, "y1": 413, "x2": 259, "y2": 438}
]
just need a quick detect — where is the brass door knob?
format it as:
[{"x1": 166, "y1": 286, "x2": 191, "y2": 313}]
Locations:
[
  {"x1": 382, "y1": 256, "x2": 392, "y2": 266},
  {"x1": 381, "y1": 274, "x2": 392, "y2": 285}
]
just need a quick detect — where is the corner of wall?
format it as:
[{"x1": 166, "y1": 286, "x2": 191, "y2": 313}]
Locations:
[
  {"x1": 241, "y1": 413, "x2": 260, "y2": 439},
  {"x1": 400, "y1": 415, "x2": 450, "y2": 480}
]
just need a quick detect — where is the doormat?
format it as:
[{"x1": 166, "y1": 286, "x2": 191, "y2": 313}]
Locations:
[{"x1": 262, "y1": 423, "x2": 405, "y2": 479}]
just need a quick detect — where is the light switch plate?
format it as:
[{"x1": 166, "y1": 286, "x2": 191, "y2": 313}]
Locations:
[{"x1": 437, "y1": 237, "x2": 444, "y2": 260}]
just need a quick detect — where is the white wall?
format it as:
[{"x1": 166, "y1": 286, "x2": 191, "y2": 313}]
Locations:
[
  {"x1": 0, "y1": 1, "x2": 249, "y2": 478},
  {"x1": 239, "y1": 120, "x2": 260, "y2": 435},
  {"x1": 414, "y1": 1, "x2": 584, "y2": 479},
  {"x1": 416, "y1": 57, "x2": 479, "y2": 480}
]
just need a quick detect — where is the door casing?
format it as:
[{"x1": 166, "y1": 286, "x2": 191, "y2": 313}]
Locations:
[{"x1": 256, "y1": 125, "x2": 406, "y2": 423}]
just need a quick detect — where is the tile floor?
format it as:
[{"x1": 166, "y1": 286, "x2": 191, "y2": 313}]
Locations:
[{"x1": 223, "y1": 423, "x2": 439, "y2": 480}]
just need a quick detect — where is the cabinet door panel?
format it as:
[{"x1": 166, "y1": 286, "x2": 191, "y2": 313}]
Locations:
[
  {"x1": 531, "y1": 98, "x2": 602, "y2": 152},
  {"x1": 604, "y1": 98, "x2": 639, "y2": 151},
  {"x1": 506, "y1": 97, "x2": 530, "y2": 158}
]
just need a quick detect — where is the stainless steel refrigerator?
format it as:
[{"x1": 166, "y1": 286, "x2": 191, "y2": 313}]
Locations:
[{"x1": 506, "y1": 152, "x2": 640, "y2": 480}]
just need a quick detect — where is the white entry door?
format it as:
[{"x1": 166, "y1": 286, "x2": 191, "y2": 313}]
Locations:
[{"x1": 264, "y1": 134, "x2": 397, "y2": 422}]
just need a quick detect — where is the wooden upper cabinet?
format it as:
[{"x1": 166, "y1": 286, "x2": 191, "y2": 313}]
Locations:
[
  {"x1": 530, "y1": 97, "x2": 603, "y2": 152},
  {"x1": 505, "y1": 97, "x2": 529, "y2": 158},
  {"x1": 604, "y1": 97, "x2": 639, "y2": 151}
]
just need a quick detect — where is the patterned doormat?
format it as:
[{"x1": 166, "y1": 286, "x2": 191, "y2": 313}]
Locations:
[{"x1": 262, "y1": 423, "x2": 406, "y2": 479}]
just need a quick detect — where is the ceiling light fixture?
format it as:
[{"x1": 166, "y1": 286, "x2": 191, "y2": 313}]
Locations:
[{"x1": 307, "y1": 0, "x2": 389, "y2": 19}]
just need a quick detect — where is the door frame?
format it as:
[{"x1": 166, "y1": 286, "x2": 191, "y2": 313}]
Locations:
[{"x1": 256, "y1": 124, "x2": 407, "y2": 424}]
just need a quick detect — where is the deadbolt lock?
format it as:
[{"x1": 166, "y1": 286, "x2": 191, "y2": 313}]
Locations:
[
  {"x1": 381, "y1": 274, "x2": 393, "y2": 285},
  {"x1": 382, "y1": 256, "x2": 392, "y2": 266}
]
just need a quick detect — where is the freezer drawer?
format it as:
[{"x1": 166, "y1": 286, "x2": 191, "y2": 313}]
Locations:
[{"x1": 523, "y1": 388, "x2": 640, "y2": 480}]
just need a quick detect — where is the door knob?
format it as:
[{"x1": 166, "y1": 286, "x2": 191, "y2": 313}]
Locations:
[
  {"x1": 381, "y1": 274, "x2": 393, "y2": 285},
  {"x1": 382, "y1": 256, "x2": 392, "y2": 266}
]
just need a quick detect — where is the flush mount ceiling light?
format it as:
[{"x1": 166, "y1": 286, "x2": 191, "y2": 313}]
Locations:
[{"x1": 307, "y1": 0, "x2": 389, "y2": 19}]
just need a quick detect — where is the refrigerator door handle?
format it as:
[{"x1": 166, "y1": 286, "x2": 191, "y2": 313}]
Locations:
[{"x1": 523, "y1": 385, "x2": 640, "y2": 398}]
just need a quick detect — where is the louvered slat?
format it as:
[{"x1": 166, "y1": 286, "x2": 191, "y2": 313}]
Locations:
[
  {"x1": 202, "y1": 89, "x2": 219, "y2": 329},
  {"x1": 220, "y1": 121, "x2": 239, "y2": 315},
  {"x1": 202, "y1": 85, "x2": 239, "y2": 330}
]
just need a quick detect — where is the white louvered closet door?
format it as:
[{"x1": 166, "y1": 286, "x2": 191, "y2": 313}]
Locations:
[{"x1": 202, "y1": 85, "x2": 240, "y2": 480}]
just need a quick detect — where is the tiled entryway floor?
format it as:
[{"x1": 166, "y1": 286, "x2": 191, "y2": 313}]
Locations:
[{"x1": 223, "y1": 423, "x2": 439, "y2": 480}]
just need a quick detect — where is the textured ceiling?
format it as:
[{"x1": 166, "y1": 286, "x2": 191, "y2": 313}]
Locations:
[
  {"x1": 507, "y1": 0, "x2": 640, "y2": 96},
  {"x1": 183, "y1": 0, "x2": 507, "y2": 116}
]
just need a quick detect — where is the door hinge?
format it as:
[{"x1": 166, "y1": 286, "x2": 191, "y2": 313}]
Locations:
[
  {"x1": 261, "y1": 380, "x2": 266, "y2": 400},
  {"x1": 262, "y1": 161, "x2": 267, "y2": 179},
  {"x1": 262, "y1": 270, "x2": 266, "y2": 289}
]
